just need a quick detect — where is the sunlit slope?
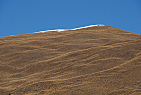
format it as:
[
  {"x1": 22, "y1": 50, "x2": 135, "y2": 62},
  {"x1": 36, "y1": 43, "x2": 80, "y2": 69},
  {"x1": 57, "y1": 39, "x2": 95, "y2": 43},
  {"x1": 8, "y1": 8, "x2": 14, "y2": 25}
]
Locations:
[{"x1": 0, "y1": 25, "x2": 141, "y2": 95}]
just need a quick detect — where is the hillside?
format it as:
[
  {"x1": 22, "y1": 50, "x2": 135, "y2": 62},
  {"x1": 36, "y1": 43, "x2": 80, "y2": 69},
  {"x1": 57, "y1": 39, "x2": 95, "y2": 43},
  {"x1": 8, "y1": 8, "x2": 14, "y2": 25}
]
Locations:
[{"x1": 0, "y1": 25, "x2": 141, "y2": 95}]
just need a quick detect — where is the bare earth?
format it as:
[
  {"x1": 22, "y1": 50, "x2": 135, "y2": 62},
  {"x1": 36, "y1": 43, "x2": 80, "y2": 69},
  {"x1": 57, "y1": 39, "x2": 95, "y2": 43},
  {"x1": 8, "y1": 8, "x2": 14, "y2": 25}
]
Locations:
[{"x1": 0, "y1": 25, "x2": 141, "y2": 95}]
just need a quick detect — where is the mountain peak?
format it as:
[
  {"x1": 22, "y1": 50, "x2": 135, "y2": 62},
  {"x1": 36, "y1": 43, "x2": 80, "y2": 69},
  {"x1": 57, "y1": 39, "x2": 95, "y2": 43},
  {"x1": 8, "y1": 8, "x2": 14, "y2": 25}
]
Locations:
[{"x1": 0, "y1": 25, "x2": 141, "y2": 95}]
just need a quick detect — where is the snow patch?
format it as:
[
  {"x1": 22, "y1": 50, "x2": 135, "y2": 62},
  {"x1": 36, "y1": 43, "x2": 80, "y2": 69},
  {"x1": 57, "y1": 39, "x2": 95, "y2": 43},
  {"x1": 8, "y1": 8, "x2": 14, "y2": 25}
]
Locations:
[
  {"x1": 48, "y1": 29, "x2": 66, "y2": 32},
  {"x1": 70, "y1": 24, "x2": 105, "y2": 30},
  {"x1": 35, "y1": 24, "x2": 105, "y2": 33},
  {"x1": 35, "y1": 29, "x2": 66, "y2": 33}
]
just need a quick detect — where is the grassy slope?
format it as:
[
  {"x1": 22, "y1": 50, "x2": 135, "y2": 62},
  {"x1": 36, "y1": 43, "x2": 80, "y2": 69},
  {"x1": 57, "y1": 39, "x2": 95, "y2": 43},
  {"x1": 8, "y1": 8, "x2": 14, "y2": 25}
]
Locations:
[{"x1": 0, "y1": 26, "x2": 141, "y2": 95}]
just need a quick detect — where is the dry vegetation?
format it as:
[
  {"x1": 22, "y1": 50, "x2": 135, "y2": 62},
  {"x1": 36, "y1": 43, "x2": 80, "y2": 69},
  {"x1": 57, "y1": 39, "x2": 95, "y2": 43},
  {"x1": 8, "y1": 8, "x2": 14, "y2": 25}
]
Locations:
[{"x1": 0, "y1": 26, "x2": 141, "y2": 95}]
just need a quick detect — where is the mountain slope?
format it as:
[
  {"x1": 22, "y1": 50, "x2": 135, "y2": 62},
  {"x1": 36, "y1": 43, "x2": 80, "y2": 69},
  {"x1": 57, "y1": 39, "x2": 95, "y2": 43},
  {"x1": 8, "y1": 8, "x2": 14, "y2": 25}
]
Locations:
[{"x1": 0, "y1": 25, "x2": 141, "y2": 95}]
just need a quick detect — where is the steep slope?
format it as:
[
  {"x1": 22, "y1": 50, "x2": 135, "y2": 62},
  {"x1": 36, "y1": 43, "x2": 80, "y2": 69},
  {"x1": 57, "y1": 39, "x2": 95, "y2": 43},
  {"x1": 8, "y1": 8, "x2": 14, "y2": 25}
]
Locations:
[{"x1": 0, "y1": 25, "x2": 141, "y2": 95}]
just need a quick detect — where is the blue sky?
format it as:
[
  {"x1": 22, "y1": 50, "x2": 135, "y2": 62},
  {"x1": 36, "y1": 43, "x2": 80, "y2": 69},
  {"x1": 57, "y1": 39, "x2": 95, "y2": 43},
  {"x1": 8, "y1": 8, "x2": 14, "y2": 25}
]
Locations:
[{"x1": 0, "y1": 0, "x2": 141, "y2": 37}]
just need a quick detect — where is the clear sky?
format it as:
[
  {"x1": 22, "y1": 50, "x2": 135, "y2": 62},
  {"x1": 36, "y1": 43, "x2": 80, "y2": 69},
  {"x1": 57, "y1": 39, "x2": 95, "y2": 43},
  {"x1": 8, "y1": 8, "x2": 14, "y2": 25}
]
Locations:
[{"x1": 0, "y1": 0, "x2": 141, "y2": 37}]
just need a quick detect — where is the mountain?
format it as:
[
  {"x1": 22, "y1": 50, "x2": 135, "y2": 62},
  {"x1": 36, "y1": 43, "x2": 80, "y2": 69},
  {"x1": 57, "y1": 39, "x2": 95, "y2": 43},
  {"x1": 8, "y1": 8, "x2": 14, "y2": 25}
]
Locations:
[{"x1": 0, "y1": 25, "x2": 141, "y2": 95}]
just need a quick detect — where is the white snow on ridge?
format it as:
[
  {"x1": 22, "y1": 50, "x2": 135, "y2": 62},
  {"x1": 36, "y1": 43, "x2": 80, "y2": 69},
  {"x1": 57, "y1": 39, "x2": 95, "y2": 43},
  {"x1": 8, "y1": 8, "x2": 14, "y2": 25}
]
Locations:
[
  {"x1": 48, "y1": 29, "x2": 66, "y2": 32},
  {"x1": 70, "y1": 24, "x2": 105, "y2": 30},
  {"x1": 35, "y1": 24, "x2": 105, "y2": 33},
  {"x1": 35, "y1": 29, "x2": 66, "y2": 33}
]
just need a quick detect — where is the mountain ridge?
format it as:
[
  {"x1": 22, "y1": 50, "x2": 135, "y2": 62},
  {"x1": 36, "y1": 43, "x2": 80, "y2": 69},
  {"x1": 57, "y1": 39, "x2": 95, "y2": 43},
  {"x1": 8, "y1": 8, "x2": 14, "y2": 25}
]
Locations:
[{"x1": 0, "y1": 25, "x2": 141, "y2": 95}]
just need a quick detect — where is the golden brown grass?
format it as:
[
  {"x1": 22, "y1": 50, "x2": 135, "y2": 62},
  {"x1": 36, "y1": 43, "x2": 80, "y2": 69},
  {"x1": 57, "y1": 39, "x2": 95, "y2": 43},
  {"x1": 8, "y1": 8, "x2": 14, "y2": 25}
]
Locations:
[{"x1": 0, "y1": 26, "x2": 141, "y2": 95}]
